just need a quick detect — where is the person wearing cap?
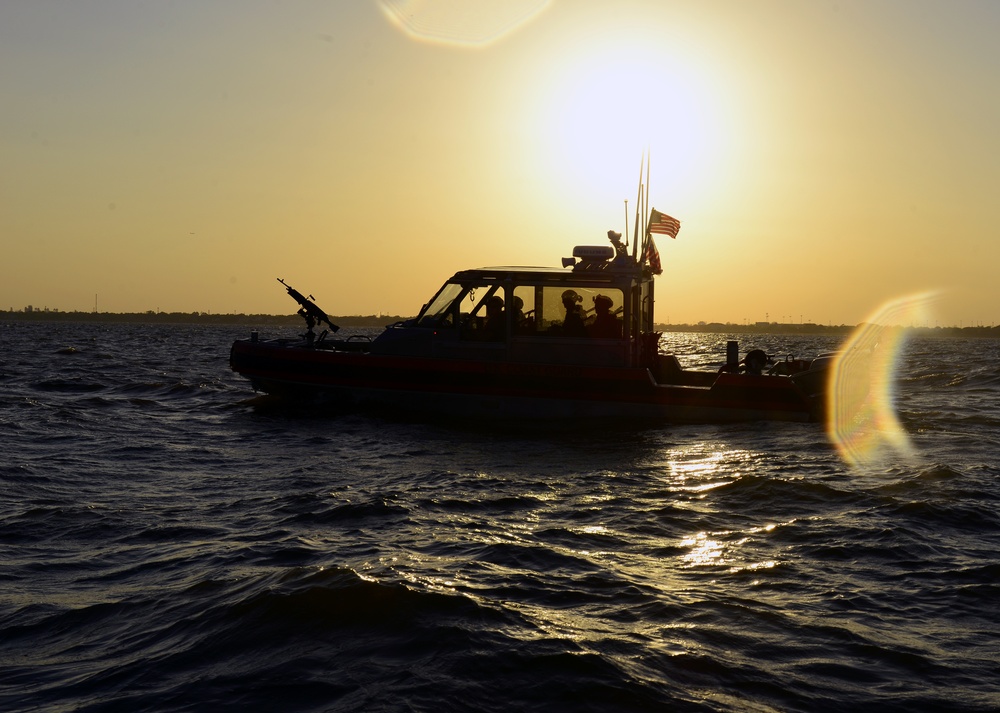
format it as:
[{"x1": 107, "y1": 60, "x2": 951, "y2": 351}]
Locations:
[
  {"x1": 589, "y1": 294, "x2": 622, "y2": 339},
  {"x1": 482, "y1": 295, "x2": 506, "y2": 340},
  {"x1": 561, "y1": 289, "x2": 587, "y2": 337}
]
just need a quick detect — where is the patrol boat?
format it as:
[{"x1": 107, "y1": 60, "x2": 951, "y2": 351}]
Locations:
[{"x1": 229, "y1": 213, "x2": 830, "y2": 422}]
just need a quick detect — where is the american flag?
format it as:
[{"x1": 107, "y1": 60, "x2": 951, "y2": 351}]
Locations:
[{"x1": 647, "y1": 209, "x2": 681, "y2": 238}]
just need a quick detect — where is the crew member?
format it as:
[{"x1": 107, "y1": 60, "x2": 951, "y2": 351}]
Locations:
[
  {"x1": 561, "y1": 289, "x2": 587, "y2": 337},
  {"x1": 589, "y1": 294, "x2": 622, "y2": 338}
]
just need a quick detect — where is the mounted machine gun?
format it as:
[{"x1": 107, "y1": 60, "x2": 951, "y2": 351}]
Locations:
[{"x1": 278, "y1": 278, "x2": 339, "y2": 344}]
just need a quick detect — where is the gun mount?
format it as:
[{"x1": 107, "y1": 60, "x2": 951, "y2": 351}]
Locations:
[{"x1": 278, "y1": 278, "x2": 339, "y2": 344}]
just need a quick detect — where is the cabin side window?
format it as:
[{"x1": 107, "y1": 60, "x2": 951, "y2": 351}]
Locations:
[
  {"x1": 514, "y1": 286, "x2": 624, "y2": 338},
  {"x1": 511, "y1": 286, "x2": 537, "y2": 334},
  {"x1": 458, "y1": 284, "x2": 507, "y2": 341},
  {"x1": 639, "y1": 281, "x2": 653, "y2": 334}
]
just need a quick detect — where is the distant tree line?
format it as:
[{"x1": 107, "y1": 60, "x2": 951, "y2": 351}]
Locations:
[
  {"x1": 2, "y1": 311, "x2": 412, "y2": 327},
  {"x1": 656, "y1": 322, "x2": 854, "y2": 336},
  {"x1": 656, "y1": 322, "x2": 1000, "y2": 338}
]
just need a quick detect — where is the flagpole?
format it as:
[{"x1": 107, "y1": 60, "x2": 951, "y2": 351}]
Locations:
[
  {"x1": 641, "y1": 151, "x2": 651, "y2": 258},
  {"x1": 624, "y1": 200, "x2": 629, "y2": 247},
  {"x1": 631, "y1": 152, "x2": 644, "y2": 260},
  {"x1": 644, "y1": 151, "x2": 650, "y2": 235},
  {"x1": 633, "y1": 186, "x2": 642, "y2": 264}
]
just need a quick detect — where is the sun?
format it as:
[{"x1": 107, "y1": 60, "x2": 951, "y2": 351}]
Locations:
[{"x1": 528, "y1": 42, "x2": 732, "y2": 210}]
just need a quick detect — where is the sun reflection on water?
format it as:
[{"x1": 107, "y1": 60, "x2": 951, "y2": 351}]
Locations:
[
  {"x1": 678, "y1": 527, "x2": 781, "y2": 574},
  {"x1": 663, "y1": 445, "x2": 747, "y2": 492},
  {"x1": 679, "y1": 532, "x2": 724, "y2": 567},
  {"x1": 644, "y1": 442, "x2": 788, "y2": 578}
]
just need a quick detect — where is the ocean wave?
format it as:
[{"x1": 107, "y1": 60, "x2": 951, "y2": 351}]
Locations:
[{"x1": 3, "y1": 324, "x2": 1000, "y2": 712}]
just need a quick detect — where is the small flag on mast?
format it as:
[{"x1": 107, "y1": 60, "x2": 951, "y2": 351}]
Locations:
[
  {"x1": 645, "y1": 238, "x2": 663, "y2": 275},
  {"x1": 647, "y1": 208, "x2": 681, "y2": 239}
]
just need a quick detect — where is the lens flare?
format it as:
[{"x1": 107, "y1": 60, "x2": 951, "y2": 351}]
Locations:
[
  {"x1": 378, "y1": 0, "x2": 551, "y2": 48},
  {"x1": 827, "y1": 291, "x2": 937, "y2": 467}
]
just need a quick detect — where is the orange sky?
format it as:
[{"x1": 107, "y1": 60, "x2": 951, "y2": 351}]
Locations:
[{"x1": 2, "y1": 0, "x2": 998, "y2": 326}]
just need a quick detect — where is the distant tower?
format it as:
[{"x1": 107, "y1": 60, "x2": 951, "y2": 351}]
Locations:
[{"x1": 94, "y1": 293, "x2": 98, "y2": 313}]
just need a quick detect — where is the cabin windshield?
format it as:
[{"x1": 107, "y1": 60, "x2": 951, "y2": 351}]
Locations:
[{"x1": 416, "y1": 282, "x2": 465, "y2": 327}]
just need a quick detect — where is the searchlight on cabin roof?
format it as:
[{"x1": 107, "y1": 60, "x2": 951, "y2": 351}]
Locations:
[{"x1": 563, "y1": 245, "x2": 613, "y2": 269}]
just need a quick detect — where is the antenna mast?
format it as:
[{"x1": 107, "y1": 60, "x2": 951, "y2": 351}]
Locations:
[
  {"x1": 640, "y1": 151, "x2": 651, "y2": 259},
  {"x1": 644, "y1": 151, "x2": 651, "y2": 236},
  {"x1": 624, "y1": 200, "x2": 629, "y2": 246},
  {"x1": 632, "y1": 152, "x2": 645, "y2": 260}
]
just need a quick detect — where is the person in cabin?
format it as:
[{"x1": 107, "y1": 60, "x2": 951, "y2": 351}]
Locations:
[
  {"x1": 561, "y1": 289, "x2": 588, "y2": 337},
  {"x1": 511, "y1": 295, "x2": 530, "y2": 333},
  {"x1": 482, "y1": 295, "x2": 506, "y2": 341},
  {"x1": 588, "y1": 294, "x2": 622, "y2": 338},
  {"x1": 511, "y1": 296, "x2": 525, "y2": 324}
]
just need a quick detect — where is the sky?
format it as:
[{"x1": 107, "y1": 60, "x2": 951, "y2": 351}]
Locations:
[{"x1": 2, "y1": 0, "x2": 998, "y2": 326}]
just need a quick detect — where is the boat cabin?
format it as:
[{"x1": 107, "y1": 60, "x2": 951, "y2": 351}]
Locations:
[{"x1": 369, "y1": 245, "x2": 658, "y2": 368}]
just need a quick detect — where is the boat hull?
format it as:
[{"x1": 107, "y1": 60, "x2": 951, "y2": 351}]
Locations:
[{"x1": 230, "y1": 339, "x2": 820, "y2": 423}]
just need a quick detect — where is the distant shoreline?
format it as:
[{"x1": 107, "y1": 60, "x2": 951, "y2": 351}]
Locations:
[
  {"x1": 1, "y1": 312, "x2": 408, "y2": 328},
  {"x1": 4, "y1": 311, "x2": 998, "y2": 338}
]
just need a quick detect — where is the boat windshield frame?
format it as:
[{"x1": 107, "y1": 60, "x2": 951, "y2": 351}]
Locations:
[{"x1": 415, "y1": 282, "x2": 467, "y2": 327}]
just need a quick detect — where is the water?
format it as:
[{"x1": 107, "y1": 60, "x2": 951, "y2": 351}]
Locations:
[{"x1": 2, "y1": 322, "x2": 998, "y2": 712}]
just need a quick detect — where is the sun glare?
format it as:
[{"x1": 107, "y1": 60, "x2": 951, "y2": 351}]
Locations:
[{"x1": 532, "y1": 43, "x2": 730, "y2": 209}]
